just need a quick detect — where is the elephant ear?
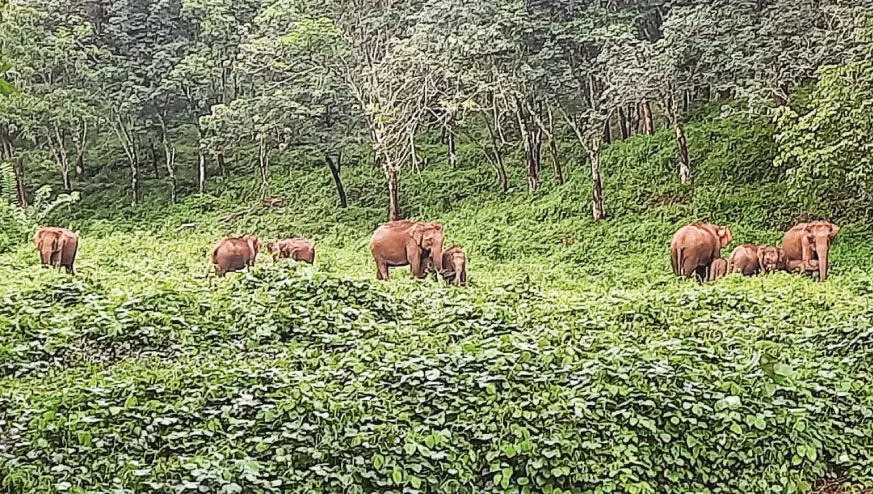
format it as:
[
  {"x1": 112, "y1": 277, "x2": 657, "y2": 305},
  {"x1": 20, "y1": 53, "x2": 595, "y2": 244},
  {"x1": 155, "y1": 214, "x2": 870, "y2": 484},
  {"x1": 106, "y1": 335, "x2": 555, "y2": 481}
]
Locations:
[
  {"x1": 410, "y1": 223, "x2": 425, "y2": 245},
  {"x1": 756, "y1": 249, "x2": 766, "y2": 268},
  {"x1": 718, "y1": 226, "x2": 733, "y2": 247},
  {"x1": 828, "y1": 223, "x2": 840, "y2": 239}
]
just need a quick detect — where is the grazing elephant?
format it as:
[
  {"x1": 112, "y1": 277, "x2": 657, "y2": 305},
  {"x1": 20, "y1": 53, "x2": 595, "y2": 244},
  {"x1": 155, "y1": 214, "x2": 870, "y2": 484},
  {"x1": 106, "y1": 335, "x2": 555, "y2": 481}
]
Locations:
[
  {"x1": 728, "y1": 244, "x2": 761, "y2": 276},
  {"x1": 757, "y1": 245, "x2": 786, "y2": 274},
  {"x1": 783, "y1": 221, "x2": 840, "y2": 281},
  {"x1": 34, "y1": 227, "x2": 79, "y2": 275},
  {"x1": 670, "y1": 222, "x2": 733, "y2": 281},
  {"x1": 708, "y1": 258, "x2": 728, "y2": 281},
  {"x1": 422, "y1": 246, "x2": 468, "y2": 285},
  {"x1": 370, "y1": 220, "x2": 445, "y2": 280},
  {"x1": 267, "y1": 238, "x2": 315, "y2": 264},
  {"x1": 212, "y1": 235, "x2": 261, "y2": 277}
]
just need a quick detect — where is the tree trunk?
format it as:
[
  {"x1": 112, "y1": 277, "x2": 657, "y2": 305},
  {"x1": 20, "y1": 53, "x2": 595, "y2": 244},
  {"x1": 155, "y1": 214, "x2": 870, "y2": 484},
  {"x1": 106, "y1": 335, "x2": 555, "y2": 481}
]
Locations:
[
  {"x1": 626, "y1": 104, "x2": 637, "y2": 137},
  {"x1": 409, "y1": 127, "x2": 419, "y2": 171},
  {"x1": 448, "y1": 129, "x2": 457, "y2": 170},
  {"x1": 485, "y1": 94, "x2": 509, "y2": 192},
  {"x1": 158, "y1": 114, "x2": 177, "y2": 203},
  {"x1": 258, "y1": 136, "x2": 269, "y2": 191},
  {"x1": 588, "y1": 139, "x2": 605, "y2": 221},
  {"x1": 111, "y1": 113, "x2": 140, "y2": 205},
  {"x1": 675, "y1": 120, "x2": 690, "y2": 184},
  {"x1": 385, "y1": 161, "x2": 400, "y2": 221},
  {"x1": 666, "y1": 93, "x2": 691, "y2": 184},
  {"x1": 148, "y1": 141, "x2": 160, "y2": 178},
  {"x1": 447, "y1": 111, "x2": 458, "y2": 170},
  {"x1": 49, "y1": 125, "x2": 72, "y2": 192},
  {"x1": 515, "y1": 100, "x2": 539, "y2": 192},
  {"x1": 217, "y1": 152, "x2": 227, "y2": 177},
  {"x1": 640, "y1": 100, "x2": 655, "y2": 135},
  {"x1": 603, "y1": 118, "x2": 612, "y2": 144},
  {"x1": 198, "y1": 151, "x2": 206, "y2": 194},
  {"x1": 546, "y1": 108, "x2": 564, "y2": 186},
  {"x1": 325, "y1": 151, "x2": 348, "y2": 208},
  {"x1": 13, "y1": 160, "x2": 27, "y2": 207},
  {"x1": 74, "y1": 119, "x2": 87, "y2": 178},
  {"x1": 618, "y1": 107, "x2": 630, "y2": 140}
]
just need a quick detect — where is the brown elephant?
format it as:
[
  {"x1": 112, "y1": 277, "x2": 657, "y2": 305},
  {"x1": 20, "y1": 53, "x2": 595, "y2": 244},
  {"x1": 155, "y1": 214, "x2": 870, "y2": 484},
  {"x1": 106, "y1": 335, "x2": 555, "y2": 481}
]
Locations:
[
  {"x1": 212, "y1": 235, "x2": 261, "y2": 277},
  {"x1": 422, "y1": 246, "x2": 468, "y2": 285},
  {"x1": 370, "y1": 220, "x2": 445, "y2": 280},
  {"x1": 757, "y1": 245, "x2": 786, "y2": 274},
  {"x1": 670, "y1": 222, "x2": 733, "y2": 281},
  {"x1": 728, "y1": 244, "x2": 760, "y2": 276},
  {"x1": 34, "y1": 227, "x2": 79, "y2": 275},
  {"x1": 783, "y1": 221, "x2": 840, "y2": 281},
  {"x1": 708, "y1": 258, "x2": 728, "y2": 281},
  {"x1": 267, "y1": 238, "x2": 315, "y2": 264}
]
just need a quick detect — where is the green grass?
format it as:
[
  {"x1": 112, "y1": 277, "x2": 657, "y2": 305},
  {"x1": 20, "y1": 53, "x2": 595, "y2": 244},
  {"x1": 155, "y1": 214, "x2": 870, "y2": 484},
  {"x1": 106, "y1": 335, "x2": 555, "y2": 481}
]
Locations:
[{"x1": 1, "y1": 114, "x2": 872, "y2": 493}]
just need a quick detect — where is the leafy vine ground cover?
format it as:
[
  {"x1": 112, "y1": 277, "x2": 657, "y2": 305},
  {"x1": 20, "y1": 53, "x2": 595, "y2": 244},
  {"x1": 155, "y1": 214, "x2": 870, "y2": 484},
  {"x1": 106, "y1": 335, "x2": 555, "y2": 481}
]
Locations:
[{"x1": 1, "y1": 209, "x2": 872, "y2": 493}]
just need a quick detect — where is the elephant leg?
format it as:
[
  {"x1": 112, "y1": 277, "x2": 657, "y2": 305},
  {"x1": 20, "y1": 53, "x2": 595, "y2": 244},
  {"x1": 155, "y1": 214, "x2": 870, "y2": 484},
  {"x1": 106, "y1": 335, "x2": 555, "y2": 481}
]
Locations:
[
  {"x1": 681, "y1": 258, "x2": 698, "y2": 280},
  {"x1": 376, "y1": 261, "x2": 389, "y2": 280},
  {"x1": 408, "y1": 249, "x2": 423, "y2": 279},
  {"x1": 694, "y1": 266, "x2": 708, "y2": 282}
]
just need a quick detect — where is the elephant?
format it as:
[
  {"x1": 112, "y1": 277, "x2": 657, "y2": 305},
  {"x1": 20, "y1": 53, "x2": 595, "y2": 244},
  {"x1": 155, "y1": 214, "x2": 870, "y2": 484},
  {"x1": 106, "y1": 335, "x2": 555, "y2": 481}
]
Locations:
[
  {"x1": 212, "y1": 235, "x2": 261, "y2": 277},
  {"x1": 708, "y1": 258, "x2": 728, "y2": 281},
  {"x1": 34, "y1": 227, "x2": 79, "y2": 275},
  {"x1": 267, "y1": 238, "x2": 315, "y2": 264},
  {"x1": 783, "y1": 220, "x2": 840, "y2": 281},
  {"x1": 728, "y1": 244, "x2": 761, "y2": 276},
  {"x1": 670, "y1": 222, "x2": 733, "y2": 281},
  {"x1": 370, "y1": 220, "x2": 445, "y2": 280},
  {"x1": 422, "y1": 246, "x2": 468, "y2": 285},
  {"x1": 757, "y1": 245, "x2": 786, "y2": 274}
]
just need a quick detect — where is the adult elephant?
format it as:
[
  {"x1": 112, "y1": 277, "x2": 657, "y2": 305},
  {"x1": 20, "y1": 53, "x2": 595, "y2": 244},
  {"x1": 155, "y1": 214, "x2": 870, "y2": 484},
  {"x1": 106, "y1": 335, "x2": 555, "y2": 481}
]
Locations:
[
  {"x1": 370, "y1": 220, "x2": 444, "y2": 280},
  {"x1": 34, "y1": 227, "x2": 79, "y2": 275},
  {"x1": 783, "y1": 220, "x2": 840, "y2": 281},
  {"x1": 670, "y1": 222, "x2": 733, "y2": 281}
]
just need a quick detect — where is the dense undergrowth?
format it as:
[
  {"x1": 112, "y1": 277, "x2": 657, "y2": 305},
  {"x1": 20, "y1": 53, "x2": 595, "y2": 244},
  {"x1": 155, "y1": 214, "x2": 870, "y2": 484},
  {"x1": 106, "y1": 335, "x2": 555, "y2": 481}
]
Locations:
[{"x1": 1, "y1": 110, "x2": 872, "y2": 493}]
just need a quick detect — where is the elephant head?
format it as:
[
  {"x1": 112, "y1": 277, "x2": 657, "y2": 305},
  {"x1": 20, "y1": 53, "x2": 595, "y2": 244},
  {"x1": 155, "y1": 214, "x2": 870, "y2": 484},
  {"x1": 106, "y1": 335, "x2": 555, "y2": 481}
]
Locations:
[
  {"x1": 242, "y1": 235, "x2": 261, "y2": 260},
  {"x1": 804, "y1": 221, "x2": 839, "y2": 281},
  {"x1": 412, "y1": 222, "x2": 445, "y2": 273},
  {"x1": 757, "y1": 245, "x2": 785, "y2": 273}
]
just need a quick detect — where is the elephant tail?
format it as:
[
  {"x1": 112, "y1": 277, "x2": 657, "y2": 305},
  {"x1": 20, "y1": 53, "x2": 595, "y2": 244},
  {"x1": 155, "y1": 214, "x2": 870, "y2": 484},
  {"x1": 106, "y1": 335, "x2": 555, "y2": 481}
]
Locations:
[{"x1": 671, "y1": 243, "x2": 683, "y2": 277}]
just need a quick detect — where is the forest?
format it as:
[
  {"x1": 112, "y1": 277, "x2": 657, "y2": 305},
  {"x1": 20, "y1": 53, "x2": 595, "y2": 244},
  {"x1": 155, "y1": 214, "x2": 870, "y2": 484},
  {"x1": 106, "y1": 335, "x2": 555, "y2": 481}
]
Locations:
[{"x1": 1, "y1": 0, "x2": 873, "y2": 493}]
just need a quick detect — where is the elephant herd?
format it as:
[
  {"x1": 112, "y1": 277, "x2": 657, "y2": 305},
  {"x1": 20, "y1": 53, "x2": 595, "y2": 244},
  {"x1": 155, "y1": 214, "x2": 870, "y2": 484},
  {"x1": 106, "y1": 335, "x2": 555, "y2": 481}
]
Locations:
[
  {"x1": 670, "y1": 220, "x2": 840, "y2": 282},
  {"x1": 32, "y1": 219, "x2": 839, "y2": 285}
]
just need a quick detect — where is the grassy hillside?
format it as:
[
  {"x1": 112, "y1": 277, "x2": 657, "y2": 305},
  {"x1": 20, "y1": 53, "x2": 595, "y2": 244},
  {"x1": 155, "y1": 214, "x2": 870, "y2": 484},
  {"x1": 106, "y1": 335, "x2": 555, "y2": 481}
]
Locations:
[{"x1": 1, "y1": 111, "x2": 872, "y2": 493}]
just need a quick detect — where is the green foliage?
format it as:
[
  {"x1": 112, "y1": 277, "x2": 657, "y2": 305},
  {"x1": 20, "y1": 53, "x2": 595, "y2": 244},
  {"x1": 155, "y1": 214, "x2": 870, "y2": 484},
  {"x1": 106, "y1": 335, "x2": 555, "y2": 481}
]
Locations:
[{"x1": 775, "y1": 37, "x2": 873, "y2": 216}]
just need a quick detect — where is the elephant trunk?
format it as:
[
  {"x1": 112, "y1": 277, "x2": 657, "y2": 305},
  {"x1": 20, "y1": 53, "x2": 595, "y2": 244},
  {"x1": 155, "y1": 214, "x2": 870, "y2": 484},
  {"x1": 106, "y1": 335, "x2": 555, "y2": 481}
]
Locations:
[
  {"x1": 432, "y1": 241, "x2": 445, "y2": 273},
  {"x1": 816, "y1": 241, "x2": 830, "y2": 281}
]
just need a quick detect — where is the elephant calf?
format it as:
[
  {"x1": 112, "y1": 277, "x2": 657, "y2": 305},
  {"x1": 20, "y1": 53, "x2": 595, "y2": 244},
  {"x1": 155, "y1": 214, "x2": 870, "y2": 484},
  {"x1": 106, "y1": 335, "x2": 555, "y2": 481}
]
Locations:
[
  {"x1": 212, "y1": 235, "x2": 261, "y2": 277},
  {"x1": 422, "y1": 246, "x2": 468, "y2": 285},
  {"x1": 729, "y1": 244, "x2": 787, "y2": 276},
  {"x1": 267, "y1": 238, "x2": 315, "y2": 264},
  {"x1": 34, "y1": 227, "x2": 79, "y2": 275},
  {"x1": 708, "y1": 258, "x2": 728, "y2": 281}
]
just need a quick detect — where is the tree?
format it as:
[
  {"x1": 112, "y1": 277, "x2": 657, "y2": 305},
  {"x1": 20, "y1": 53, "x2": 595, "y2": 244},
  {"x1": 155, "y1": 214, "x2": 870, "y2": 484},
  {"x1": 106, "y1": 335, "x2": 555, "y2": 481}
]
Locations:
[{"x1": 774, "y1": 32, "x2": 873, "y2": 208}]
